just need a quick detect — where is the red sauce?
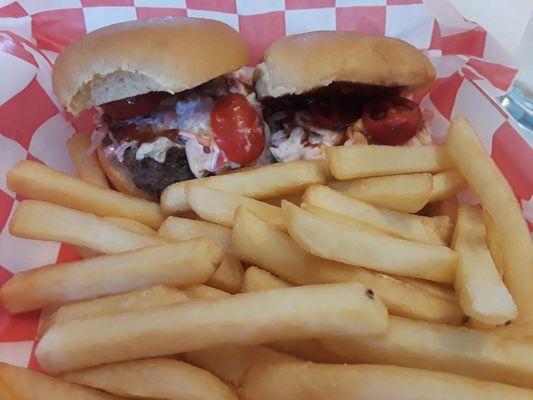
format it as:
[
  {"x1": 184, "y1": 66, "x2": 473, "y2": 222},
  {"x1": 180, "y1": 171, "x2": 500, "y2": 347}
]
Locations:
[{"x1": 102, "y1": 92, "x2": 171, "y2": 121}]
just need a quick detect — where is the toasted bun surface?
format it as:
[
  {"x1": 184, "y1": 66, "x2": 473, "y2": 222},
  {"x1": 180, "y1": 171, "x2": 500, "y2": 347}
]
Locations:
[
  {"x1": 96, "y1": 146, "x2": 153, "y2": 200},
  {"x1": 254, "y1": 31, "x2": 436, "y2": 99},
  {"x1": 53, "y1": 17, "x2": 249, "y2": 115}
]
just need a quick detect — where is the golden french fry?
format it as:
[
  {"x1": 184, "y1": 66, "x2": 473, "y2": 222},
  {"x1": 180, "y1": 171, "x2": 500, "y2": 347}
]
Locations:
[
  {"x1": 446, "y1": 116, "x2": 533, "y2": 323},
  {"x1": 183, "y1": 345, "x2": 298, "y2": 386},
  {"x1": 104, "y1": 216, "x2": 157, "y2": 236},
  {"x1": 430, "y1": 170, "x2": 467, "y2": 202},
  {"x1": 493, "y1": 322, "x2": 533, "y2": 342},
  {"x1": 0, "y1": 375, "x2": 16, "y2": 400},
  {"x1": 391, "y1": 276, "x2": 456, "y2": 303},
  {"x1": 158, "y1": 217, "x2": 236, "y2": 256},
  {"x1": 301, "y1": 203, "x2": 391, "y2": 236},
  {"x1": 283, "y1": 202, "x2": 457, "y2": 283},
  {"x1": 1, "y1": 239, "x2": 222, "y2": 313},
  {"x1": 327, "y1": 145, "x2": 453, "y2": 180},
  {"x1": 233, "y1": 207, "x2": 463, "y2": 325},
  {"x1": 241, "y1": 362, "x2": 533, "y2": 400},
  {"x1": 268, "y1": 339, "x2": 346, "y2": 364},
  {"x1": 37, "y1": 283, "x2": 388, "y2": 373},
  {"x1": 74, "y1": 217, "x2": 157, "y2": 259},
  {"x1": 483, "y1": 210, "x2": 504, "y2": 277},
  {"x1": 39, "y1": 286, "x2": 189, "y2": 338},
  {"x1": 329, "y1": 173, "x2": 433, "y2": 213},
  {"x1": 184, "y1": 285, "x2": 230, "y2": 300},
  {"x1": 7, "y1": 160, "x2": 164, "y2": 228},
  {"x1": 452, "y1": 205, "x2": 517, "y2": 325},
  {"x1": 322, "y1": 315, "x2": 533, "y2": 388},
  {"x1": 303, "y1": 185, "x2": 444, "y2": 244},
  {"x1": 185, "y1": 184, "x2": 284, "y2": 230},
  {"x1": 61, "y1": 358, "x2": 237, "y2": 400},
  {"x1": 206, "y1": 255, "x2": 244, "y2": 294},
  {"x1": 66, "y1": 133, "x2": 109, "y2": 188},
  {"x1": 241, "y1": 265, "x2": 347, "y2": 364},
  {"x1": 243, "y1": 266, "x2": 290, "y2": 292},
  {"x1": 161, "y1": 160, "x2": 329, "y2": 214},
  {"x1": 10, "y1": 200, "x2": 164, "y2": 254},
  {"x1": 0, "y1": 363, "x2": 124, "y2": 399}
]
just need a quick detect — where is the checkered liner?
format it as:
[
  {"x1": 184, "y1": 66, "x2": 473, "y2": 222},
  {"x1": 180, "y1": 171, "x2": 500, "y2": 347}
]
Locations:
[{"x1": 0, "y1": 0, "x2": 531, "y2": 370}]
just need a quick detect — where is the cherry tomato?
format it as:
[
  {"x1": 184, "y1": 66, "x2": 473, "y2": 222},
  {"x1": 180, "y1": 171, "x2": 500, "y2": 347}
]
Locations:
[
  {"x1": 211, "y1": 93, "x2": 265, "y2": 164},
  {"x1": 102, "y1": 92, "x2": 170, "y2": 121},
  {"x1": 362, "y1": 97, "x2": 422, "y2": 145},
  {"x1": 308, "y1": 98, "x2": 360, "y2": 131}
]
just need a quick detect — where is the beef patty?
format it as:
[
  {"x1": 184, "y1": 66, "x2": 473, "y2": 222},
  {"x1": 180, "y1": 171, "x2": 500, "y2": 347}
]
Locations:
[{"x1": 122, "y1": 146, "x2": 195, "y2": 199}]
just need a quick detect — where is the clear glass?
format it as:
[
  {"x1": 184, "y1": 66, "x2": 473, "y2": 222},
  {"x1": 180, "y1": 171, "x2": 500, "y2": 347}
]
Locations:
[{"x1": 498, "y1": 14, "x2": 533, "y2": 135}]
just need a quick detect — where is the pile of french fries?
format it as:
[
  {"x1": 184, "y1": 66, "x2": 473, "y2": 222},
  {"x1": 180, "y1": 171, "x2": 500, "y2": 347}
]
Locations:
[{"x1": 0, "y1": 116, "x2": 532, "y2": 399}]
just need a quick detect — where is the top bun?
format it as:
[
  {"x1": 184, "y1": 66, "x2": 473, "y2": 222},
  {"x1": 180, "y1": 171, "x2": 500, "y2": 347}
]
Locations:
[
  {"x1": 254, "y1": 31, "x2": 435, "y2": 99},
  {"x1": 53, "y1": 17, "x2": 250, "y2": 115}
]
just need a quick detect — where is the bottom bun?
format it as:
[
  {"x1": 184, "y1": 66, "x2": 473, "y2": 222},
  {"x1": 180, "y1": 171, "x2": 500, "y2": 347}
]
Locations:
[{"x1": 96, "y1": 146, "x2": 154, "y2": 201}]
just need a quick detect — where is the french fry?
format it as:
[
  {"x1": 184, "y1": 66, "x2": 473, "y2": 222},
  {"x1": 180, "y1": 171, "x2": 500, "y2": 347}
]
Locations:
[
  {"x1": 303, "y1": 185, "x2": 444, "y2": 245},
  {"x1": 322, "y1": 315, "x2": 533, "y2": 388},
  {"x1": 269, "y1": 339, "x2": 346, "y2": 364},
  {"x1": 243, "y1": 266, "x2": 291, "y2": 292},
  {"x1": 183, "y1": 345, "x2": 298, "y2": 386},
  {"x1": 327, "y1": 145, "x2": 453, "y2": 180},
  {"x1": 483, "y1": 210, "x2": 504, "y2": 277},
  {"x1": 104, "y1": 216, "x2": 157, "y2": 236},
  {"x1": 493, "y1": 322, "x2": 533, "y2": 342},
  {"x1": 7, "y1": 160, "x2": 164, "y2": 228},
  {"x1": 391, "y1": 276, "x2": 456, "y2": 303},
  {"x1": 36, "y1": 283, "x2": 388, "y2": 373},
  {"x1": 0, "y1": 375, "x2": 16, "y2": 400},
  {"x1": 206, "y1": 255, "x2": 244, "y2": 294},
  {"x1": 446, "y1": 116, "x2": 533, "y2": 323},
  {"x1": 10, "y1": 200, "x2": 164, "y2": 254},
  {"x1": 74, "y1": 217, "x2": 157, "y2": 259},
  {"x1": 61, "y1": 358, "x2": 237, "y2": 400},
  {"x1": 329, "y1": 173, "x2": 433, "y2": 213},
  {"x1": 283, "y1": 202, "x2": 457, "y2": 283},
  {"x1": 430, "y1": 170, "x2": 466, "y2": 202},
  {"x1": 158, "y1": 217, "x2": 236, "y2": 256},
  {"x1": 161, "y1": 160, "x2": 329, "y2": 214},
  {"x1": 452, "y1": 205, "x2": 517, "y2": 325},
  {"x1": 465, "y1": 319, "x2": 498, "y2": 330},
  {"x1": 0, "y1": 239, "x2": 222, "y2": 313},
  {"x1": 233, "y1": 207, "x2": 463, "y2": 325},
  {"x1": 241, "y1": 265, "x2": 344, "y2": 363},
  {"x1": 0, "y1": 363, "x2": 124, "y2": 399},
  {"x1": 301, "y1": 203, "x2": 391, "y2": 235},
  {"x1": 66, "y1": 133, "x2": 109, "y2": 188},
  {"x1": 185, "y1": 184, "x2": 284, "y2": 230},
  {"x1": 241, "y1": 362, "x2": 533, "y2": 400},
  {"x1": 184, "y1": 285, "x2": 231, "y2": 300},
  {"x1": 39, "y1": 286, "x2": 189, "y2": 338}
]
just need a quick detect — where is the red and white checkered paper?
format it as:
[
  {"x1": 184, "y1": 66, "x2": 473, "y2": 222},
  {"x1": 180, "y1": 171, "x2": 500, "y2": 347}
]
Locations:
[{"x1": 0, "y1": 0, "x2": 531, "y2": 370}]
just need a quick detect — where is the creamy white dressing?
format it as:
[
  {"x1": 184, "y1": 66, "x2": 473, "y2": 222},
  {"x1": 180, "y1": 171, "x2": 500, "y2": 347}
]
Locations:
[
  {"x1": 270, "y1": 127, "x2": 323, "y2": 162},
  {"x1": 135, "y1": 137, "x2": 180, "y2": 163}
]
